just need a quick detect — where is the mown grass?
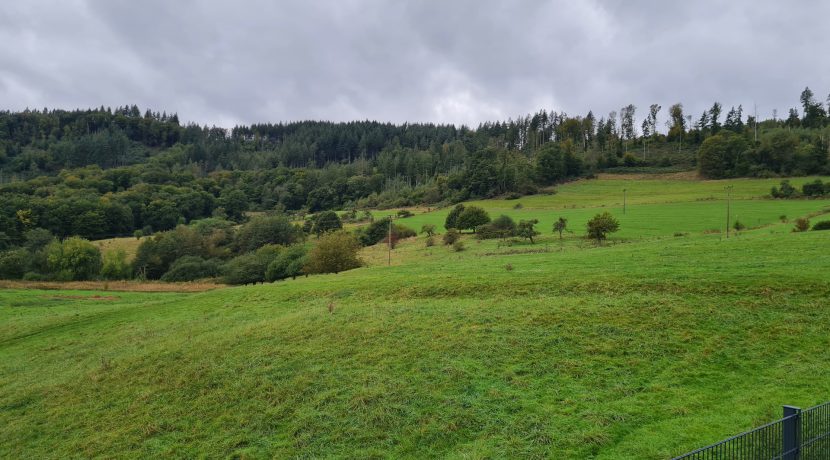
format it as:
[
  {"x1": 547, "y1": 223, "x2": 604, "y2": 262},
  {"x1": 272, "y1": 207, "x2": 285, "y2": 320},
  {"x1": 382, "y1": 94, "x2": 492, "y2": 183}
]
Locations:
[{"x1": 2, "y1": 176, "x2": 830, "y2": 459}]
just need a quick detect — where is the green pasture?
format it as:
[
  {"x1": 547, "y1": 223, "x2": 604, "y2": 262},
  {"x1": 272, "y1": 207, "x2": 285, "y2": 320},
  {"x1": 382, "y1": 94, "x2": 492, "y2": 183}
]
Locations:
[{"x1": 2, "y1": 176, "x2": 830, "y2": 458}]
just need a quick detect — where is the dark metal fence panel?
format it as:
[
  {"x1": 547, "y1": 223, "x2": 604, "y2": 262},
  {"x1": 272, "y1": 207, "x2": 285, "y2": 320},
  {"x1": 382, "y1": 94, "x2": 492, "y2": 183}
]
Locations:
[
  {"x1": 673, "y1": 402, "x2": 830, "y2": 460},
  {"x1": 801, "y1": 401, "x2": 830, "y2": 460},
  {"x1": 672, "y1": 414, "x2": 795, "y2": 460}
]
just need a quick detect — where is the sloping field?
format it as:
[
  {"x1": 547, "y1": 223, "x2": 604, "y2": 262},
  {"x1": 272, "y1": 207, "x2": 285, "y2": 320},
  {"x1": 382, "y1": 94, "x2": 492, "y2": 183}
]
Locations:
[{"x1": 2, "y1": 176, "x2": 830, "y2": 459}]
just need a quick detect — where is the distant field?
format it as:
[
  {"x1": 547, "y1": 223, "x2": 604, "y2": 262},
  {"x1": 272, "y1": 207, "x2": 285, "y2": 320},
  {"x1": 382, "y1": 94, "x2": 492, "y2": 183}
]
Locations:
[
  {"x1": 373, "y1": 175, "x2": 830, "y2": 238},
  {"x1": 92, "y1": 235, "x2": 144, "y2": 261},
  {"x1": 3, "y1": 175, "x2": 830, "y2": 459}
]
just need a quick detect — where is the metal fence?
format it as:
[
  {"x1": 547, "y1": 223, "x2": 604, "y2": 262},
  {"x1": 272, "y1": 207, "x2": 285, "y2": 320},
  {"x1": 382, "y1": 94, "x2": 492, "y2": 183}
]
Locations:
[{"x1": 673, "y1": 402, "x2": 830, "y2": 460}]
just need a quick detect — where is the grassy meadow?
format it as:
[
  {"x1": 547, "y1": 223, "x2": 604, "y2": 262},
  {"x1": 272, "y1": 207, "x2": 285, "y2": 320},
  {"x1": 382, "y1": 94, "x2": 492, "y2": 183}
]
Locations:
[{"x1": 2, "y1": 175, "x2": 830, "y2": 458}]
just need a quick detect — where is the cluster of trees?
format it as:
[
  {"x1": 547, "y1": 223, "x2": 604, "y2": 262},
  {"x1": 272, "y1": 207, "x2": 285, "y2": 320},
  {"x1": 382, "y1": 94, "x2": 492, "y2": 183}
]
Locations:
[
  {"x1": 770, "y1": 179, "x2": 830, "y2": 198},
  {"x1": 442, "y1": 205, "x2": 618, "y2": 244},
  {"x1": 0, "y1": 211, "x2": 365, "y2": 284}
]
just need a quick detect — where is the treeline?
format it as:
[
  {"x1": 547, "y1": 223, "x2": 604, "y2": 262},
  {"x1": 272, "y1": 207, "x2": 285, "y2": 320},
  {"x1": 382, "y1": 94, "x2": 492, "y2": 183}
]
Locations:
[{"x1": 1, "y1": 88, "x2": 829, "y2": 247}]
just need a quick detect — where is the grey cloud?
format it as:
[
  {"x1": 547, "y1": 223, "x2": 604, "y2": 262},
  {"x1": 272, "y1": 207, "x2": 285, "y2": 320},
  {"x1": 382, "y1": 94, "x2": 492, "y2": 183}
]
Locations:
[{"x1": 1, "y1": 1, "x2": 828, "y2": 129}]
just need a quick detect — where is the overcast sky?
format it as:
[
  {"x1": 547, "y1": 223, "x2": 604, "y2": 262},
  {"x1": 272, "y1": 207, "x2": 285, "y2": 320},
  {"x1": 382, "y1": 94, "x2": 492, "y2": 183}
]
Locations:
[{"x1": 1, "y1": 1, "x2": 829, "y2": 129}]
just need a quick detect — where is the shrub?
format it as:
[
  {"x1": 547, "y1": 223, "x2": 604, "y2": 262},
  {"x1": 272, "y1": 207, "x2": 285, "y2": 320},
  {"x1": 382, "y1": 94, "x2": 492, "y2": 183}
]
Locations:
[
  {"x1": 452, "y1": 240, "x2": 465, "y2": 252},
  {"x1": 456, "y1": 206, "x2": 491, "y2": 232},
  {"x1": 265, "y1": 245, "x2": 307, "y2": 281},
  {"x1": 812, "y1": 220, "x2": 830, "y2": 231},
  {"x1": 444, "y1": 204, "x2": 465, "y2": 229},
  {"x1": 45, "y1": 237, "x2": 102, "y2": 281},
  {"x1": 802, "y1": 179, "x2": 826, "y2": 197},
  {"x1": 222, "y1": 245, "x2": 281, "y2": 285},
  {"x1": 516, "y1": 219, "x2": 540, "y2": 243},
  {"x1": 161, "y1": 256, "x2": 220, "y2": 282},
  {"x1": 794, "y1": 217, "x2": 810, "y2": 232},
  {"x1": 443, "y1": 229, "x2": 461, "y2": 245},
  {"x1": 779, "y1": 215, "x2": 788, "y2": 223},
  {"x1": 133, "y1": 229, "x2": 144, "y2": 240},
  {"x1": 397, "y1": 209, "x2": 414, "y2": 218},
  {"x1": 420, "y1": 224, "x2": 436, "y2": 237},
  {"x1": 477, "y1": 215, "x2": 516, "y2": 239},
  {"x1": 425, "y1": 236, "x2": 435, "y2": 247},
  {"x1": 359, "y1": 218, "x2": 416, "y2": 247},
  {"x1": 586, "y1": 212, "x2": 620, "y2": 242},
  {"x1": 771, "y1": 180, "x2": 798, "y2": 198},
  {"x1": 733, "y1": 220, "x2": 746, "y2": 232},
  {"x1": 504, "y1": 263, "x2": 514, "y2": 271},
  {"x1": 310, "y1": 210, "x2": 343, "y2": 236},
  {"x1": 133, "y1": 225, "x2": 210, "y2": 279},
  {"x1": 0, "y1": 248, "x2": 30, "y2": 279},
  {"x1": 101, "y1": 249, "x2": 132, "y2": 280},
  {"x1": 304, "y1": 231, "x2": 362, "y2": 275},
  {"x1": 235, "y1": 215, "x2": 303, "y2": 252},
  {"x1": 513, "y1": 202, "x2": 523, "y2": 209}
]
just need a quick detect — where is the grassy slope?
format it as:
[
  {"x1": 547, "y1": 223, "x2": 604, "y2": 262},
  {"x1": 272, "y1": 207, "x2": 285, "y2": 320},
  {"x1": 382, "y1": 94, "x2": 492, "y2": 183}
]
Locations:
[{"x1": 2, "y1": 177, "x2": 830, "y2": 459}]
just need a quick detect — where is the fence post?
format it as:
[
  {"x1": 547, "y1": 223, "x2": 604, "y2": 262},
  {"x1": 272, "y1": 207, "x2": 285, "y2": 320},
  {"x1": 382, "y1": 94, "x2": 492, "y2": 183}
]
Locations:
[{"x1": 783, "y1": 405, "x2": 801, "y2": 460}]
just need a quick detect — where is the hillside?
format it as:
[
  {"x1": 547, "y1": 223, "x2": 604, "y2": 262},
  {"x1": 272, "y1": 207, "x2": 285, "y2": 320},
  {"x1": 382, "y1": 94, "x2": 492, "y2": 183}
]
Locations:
[{"x1": 2, "y1": 176, "x2": 830, "y2": 458}]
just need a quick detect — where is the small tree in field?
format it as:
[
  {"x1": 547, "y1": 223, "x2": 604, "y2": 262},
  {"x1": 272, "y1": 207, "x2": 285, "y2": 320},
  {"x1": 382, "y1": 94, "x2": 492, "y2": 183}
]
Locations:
[
  {"x1": 444, "y1": 204, "x2": 465, "y2": 229},
  {"x1": 456, "y1": 206, "x2": 491, "y2": 232},
  {"x1": 304, "y1": 231, "x2": 362, "y2": 274},
  {"x1": 553, "y1": 217, "x2": 568, "y2": 239},
  {"x1": 421, "y1": 224, "x2": 436, "y2": 237},
  {"x1": 586, "y1": 212, "x2": 620, "y2": 243},
  {"x1": 516, "y1": 219, "x2": 540, "y2": 243}
]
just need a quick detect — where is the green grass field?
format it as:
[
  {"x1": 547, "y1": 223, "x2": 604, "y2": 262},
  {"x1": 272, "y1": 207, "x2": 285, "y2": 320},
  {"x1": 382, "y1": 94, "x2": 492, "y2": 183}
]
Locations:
[{"x1": 2, "y1": 176, "x2": 830, "y2": 458}]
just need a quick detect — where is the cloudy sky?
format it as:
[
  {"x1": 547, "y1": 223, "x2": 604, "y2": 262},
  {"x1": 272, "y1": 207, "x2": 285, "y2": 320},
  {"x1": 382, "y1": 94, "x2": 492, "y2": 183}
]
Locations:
[{"x1": 1, "y1": 1, "x2": 828, "y2": 129}]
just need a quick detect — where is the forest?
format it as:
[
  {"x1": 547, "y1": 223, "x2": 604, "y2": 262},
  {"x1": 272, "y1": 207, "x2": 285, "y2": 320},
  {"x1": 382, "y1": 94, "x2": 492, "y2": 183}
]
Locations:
[{"x1": 1, "y1": 87, "x2": 829, "y2": 247}]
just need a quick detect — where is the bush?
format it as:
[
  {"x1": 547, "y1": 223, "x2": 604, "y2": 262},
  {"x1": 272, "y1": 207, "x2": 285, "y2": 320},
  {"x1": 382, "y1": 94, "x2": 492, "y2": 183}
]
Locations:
[
  {"x1": 396, "y1": 209, "x2": 414, "y2": 218},
  {"x1": 586, "y1": 212, "x2": 620, "y2": 242},
  {"x1": 802, "y1": 179, "x2": 826, "y2": 197},
  {"x1": 0, "y1": 248, "x2": 30, "y2": 279},
  {"x1": 456, "y1": 206, "x2": 491, "y2": 232},
  {"x1": 420, "y1": 224, "x2": 436, "y2": 236},
  {"x1": 452, "y1": 240, "x2": 465, "y2": 252},
  {"x1": 161, "y1": 256, "x2": 220, "y2": 282},
  {"x1": 101, "y1": 249, "x2": 132, "y2": 280},
  {"x1": 443, "y1": 229, "x2": 461, "y2": 245},
  {"x1": 794, "y1": 217, "x2": 810, "y2": 232},
  {"x1": 133, "y1": 225, "x2": 211, "y2": 279},
  {"x1": 771, "y1": 180, "x2": 798, "y2": 198},
  {"x1": 779, "y1": 215, "x2": 788, "y2": 223},
  {"x1": 733, "y1": 220, "x2": 746, "y2": 232},
  {"x1": 235, "y1": 215, "x2": 303, "y2": 252},
  {"x1": 476, "y1": 215, "x2": 516, "y2": 239},
  {"x1": 425, "y1": 236, "x2": 435, "y2": 247},
  {"x1": 222, "y1": 245, "x2": 281, "y2": 285},
  {"x1": 358, "y1": 219, "x2": 415, "y2": 247},
  {"x1": 309, "y1": 210, "x2": 343, "y2": 236},
  {"x1": 812, "y1": 220, "x2": 830, "y2": 231},
  {"x1": 265, "y1": 245, "x2": 307, "y2": 281},
  {"x1": 45, "y1": 237, "x2": 102, "y2": 281},
  {"x1": 304, "y1": 231, "x2": 362, "y2": 275}
]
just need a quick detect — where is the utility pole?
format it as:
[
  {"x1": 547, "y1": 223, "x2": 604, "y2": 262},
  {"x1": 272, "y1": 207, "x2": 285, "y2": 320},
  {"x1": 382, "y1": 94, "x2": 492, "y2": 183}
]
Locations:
[
  {"x1": 623, "y1": 189, "x2": 627, "y2": 215},
  {"x1": 725, "y1": 185, "x2": 733, "y2": 238},
  {"x1": 754, "y1": 103, "x2": 758, "y2": 143},
  {"x1": 387, "y1": 216, "x2": 393, "y2": 266}
]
